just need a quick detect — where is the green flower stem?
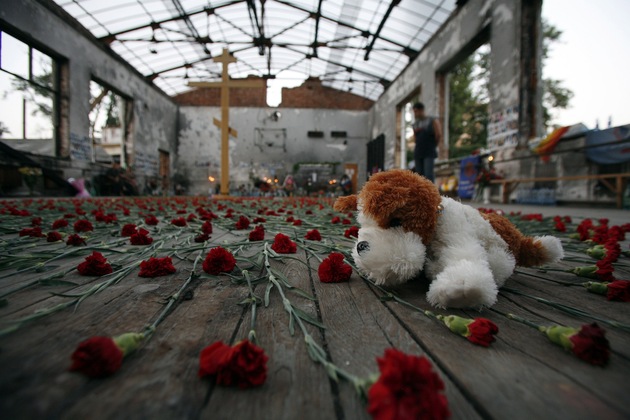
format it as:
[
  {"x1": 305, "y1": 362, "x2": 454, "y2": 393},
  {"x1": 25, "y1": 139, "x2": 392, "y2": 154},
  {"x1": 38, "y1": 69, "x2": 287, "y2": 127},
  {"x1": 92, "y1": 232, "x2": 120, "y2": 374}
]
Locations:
[
  {"x1": 0, "y1": 260, "x2": 142, "y2": 337},
  {"x1": 260, "y1": 243, "x2": 368, "y2": 397},
  {"x1": 500, "y1": 287, "x2": 630, "y2": 332},
  {"x1": 0, "y1": 266, "x2": 77, "y2": 299},
  {"x1": 514, "y1": 269, "x2": 582, "y2": 286},
  {"x1": 143, "y1": 250, "x2": 204, "y2": 338},
  {"x1": 490, "y1": 307, "x2": 544, "y2": 330}
]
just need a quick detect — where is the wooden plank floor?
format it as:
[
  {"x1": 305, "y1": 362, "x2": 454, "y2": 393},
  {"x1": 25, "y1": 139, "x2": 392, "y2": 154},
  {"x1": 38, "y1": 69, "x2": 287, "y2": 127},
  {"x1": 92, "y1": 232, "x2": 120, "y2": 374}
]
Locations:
[{"x1": 0, "y1": 197, "x2": 628, "y2": 419}]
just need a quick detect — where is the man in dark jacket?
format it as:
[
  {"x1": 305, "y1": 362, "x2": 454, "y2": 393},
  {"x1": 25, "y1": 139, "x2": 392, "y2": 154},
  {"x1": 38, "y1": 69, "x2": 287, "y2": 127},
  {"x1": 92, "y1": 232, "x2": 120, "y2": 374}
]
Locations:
[{"x1": 412, "y1": 102, "x2": 442, "y2": 183}]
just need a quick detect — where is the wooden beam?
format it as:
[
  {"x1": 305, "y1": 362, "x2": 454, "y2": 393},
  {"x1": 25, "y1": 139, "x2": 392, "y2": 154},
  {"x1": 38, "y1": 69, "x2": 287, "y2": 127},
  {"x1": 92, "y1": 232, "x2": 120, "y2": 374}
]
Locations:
[{"x1": 213, "y1": 118, "x2": 238, "y2": 137}]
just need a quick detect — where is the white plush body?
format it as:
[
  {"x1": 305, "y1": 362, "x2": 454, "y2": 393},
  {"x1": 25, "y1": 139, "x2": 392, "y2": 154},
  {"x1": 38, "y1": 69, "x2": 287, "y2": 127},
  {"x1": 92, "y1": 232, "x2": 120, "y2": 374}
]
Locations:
[
  {"x1": 353, "y1": 196, "x2": 562, "y2": 308},
  {"x1": 424, "y1": 197, "x2": 515, "y2": 308}
]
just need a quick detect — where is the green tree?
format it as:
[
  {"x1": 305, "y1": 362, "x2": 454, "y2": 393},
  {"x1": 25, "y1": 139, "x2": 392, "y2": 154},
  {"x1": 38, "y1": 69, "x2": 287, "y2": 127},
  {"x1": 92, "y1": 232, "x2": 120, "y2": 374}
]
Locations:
[
  {"x1": 541, "y1": 20, "x2": 574, "y2": 130},
  {"x1": 448, "y1": 53, "x2": 489, "y2": 159},
  {"x1": 448, "y1": 20, "x2": 573, "y2": 158}
]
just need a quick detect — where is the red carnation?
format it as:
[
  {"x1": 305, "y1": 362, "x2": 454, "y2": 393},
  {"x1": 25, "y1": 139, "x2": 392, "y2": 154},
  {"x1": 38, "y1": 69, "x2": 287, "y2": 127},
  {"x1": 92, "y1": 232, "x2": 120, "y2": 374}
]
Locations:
[
  {"x1": 466, "y1": 318, "x2": 499, "y2": 347},
  {"x1": 271, "y1": 233, "x2": 297, "y2": 254},
  {"x1": 438, "y1": 315, "x2": 499, "y2": 347},
  {"x1": 139, "y1": 256, "x2": 176, "y2": 277},
  {"x1": 606, "y1": 280, "x2": 630, "y2": 302},
  {"x1": 195, "y1": 233, "x2": 211, "y2": 243},
  {"x1": 130, "y1": 228, "x2": 154, "y2": 245},
  {"x1": 234, "y1": 216, "x2": 250, "y2": 230},
  {"x1": 342, "y1": 218, "x2": 352, "y2": 225},
  {"x1": 77, "y1": 251, "x2": 113, "y2": 276},
  {"x1": 47, "y1": 231, "x2": 63, "y2": 242},
  {"x1": 201, "y1": 221, "x2": 213, "y2": 234},
  {"x1": 554, "y1": 220, "x2": 566, "y2": 232},
  {"x1": 543, "y1": 323, "x2": 610, "y2": 366},
  {"x1": 69, "y1": 336, "x2": 123, "y2": 378},
  {"x1": 145, "y1": 215, "x2": 159, "y2": 225},
  {"x1": 203, "y1": 247, "x2": 237, "y2": 275},
  {"x1": 292, "y1": 219, "x2": 302, "y2": 226},
  {"x1": 31, "y1": 217, "x2": 42, "y2": 226},
  {"x1": 367, "y1": 348, "x2": 449, "y2": 420},
  {"x1": 305, "y1": 229, "x2": 322, "y2": 241},
  {"x1": 73, "y1": 219, "x2": 94, "y2": 233},
  {"x1": 344, "y1": 226, "x2": 359, "y2": 238},
  {"x1": 252, "y1": 217, "x2": 266, "y2": 224},
  {"x1": 19, "y1": 227, "x2": 44, "y2": 238},
  {"x1": 286, "y1": 216, "x2": 295, "y2": 223},
  {"x1": 121, "y1": 224, "x2": 138, "y2": 237},
  {"x1": 595, "y1": 259, "x2": 615, "y2": 282},
  {"x1": 198, "y1": 340, "x2": 268, "y2": 388},
  {"x1": 171, "y1": 217, "x2": 187, "y2": 227},
  {"x1": 248, "y1": 225, "x2": 265, "y2": 241},
  {"x1": 52, "y1": 219, "x2": 69, "y2": 229},
  {"x1": 66, "y1": 234, "x2": 86, "y2": 246},
  {"x1": 569, "y1": 323, "x2": 610, "y2": 366},
  {"x1": 318, "y1": 252, "x2": 352, "y2": 283},
  {"x1": 331, "y1": 216, "x2": 341, "y2": 224}
]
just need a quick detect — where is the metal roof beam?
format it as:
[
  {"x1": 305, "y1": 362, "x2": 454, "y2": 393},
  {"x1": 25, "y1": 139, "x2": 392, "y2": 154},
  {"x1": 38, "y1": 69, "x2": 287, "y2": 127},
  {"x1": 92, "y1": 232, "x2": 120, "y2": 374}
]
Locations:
[
  {"x1": 364, "y1": 0, "x2": 400, "y2": 61},
  {"x1": 278, "y1": 45, "x2": 390, "y2": 83},
  {"x1": 273, "y1": 0, "x2": 415, "y2": 53},
  {"x1": 99, "y1": 0, "x2": 245, "y2": 43},
  {"x1": 311, "y1": 0, "x2": 324, "y2": 57}
]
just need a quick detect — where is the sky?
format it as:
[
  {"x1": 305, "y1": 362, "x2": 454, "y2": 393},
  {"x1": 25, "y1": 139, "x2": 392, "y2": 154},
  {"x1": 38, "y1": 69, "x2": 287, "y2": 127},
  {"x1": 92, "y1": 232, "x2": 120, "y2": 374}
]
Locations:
[{"x1": 542, "y1": 0, "x2": 630, "y2": 128}]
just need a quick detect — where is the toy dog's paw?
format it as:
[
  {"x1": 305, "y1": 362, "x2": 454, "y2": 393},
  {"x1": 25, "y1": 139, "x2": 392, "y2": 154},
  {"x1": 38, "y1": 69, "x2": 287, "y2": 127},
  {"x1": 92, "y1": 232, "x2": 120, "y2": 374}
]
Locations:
[{"x1": 426, "y1": 261, "x2": 498, "y2": 309}]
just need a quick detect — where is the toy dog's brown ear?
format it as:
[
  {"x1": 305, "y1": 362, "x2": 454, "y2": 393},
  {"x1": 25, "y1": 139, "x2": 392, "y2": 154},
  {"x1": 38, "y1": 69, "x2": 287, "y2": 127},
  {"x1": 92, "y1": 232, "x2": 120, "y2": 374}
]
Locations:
[{"x1": 334, "y1": 195, "x2": 358, "y2": 212}]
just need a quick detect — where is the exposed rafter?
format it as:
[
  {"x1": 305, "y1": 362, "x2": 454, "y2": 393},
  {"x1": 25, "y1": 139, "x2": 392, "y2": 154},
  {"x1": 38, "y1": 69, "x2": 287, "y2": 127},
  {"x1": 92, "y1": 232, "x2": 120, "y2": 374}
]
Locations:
[
  {"x1": 55, "y1": 0, "x2": 456, "y2": 100},
  {"x1": 364, "y1": 0, "x2": 401, "y2": 61},
  {"x1": 312, "y1": 0, "x2": 324, "y2": 58}
]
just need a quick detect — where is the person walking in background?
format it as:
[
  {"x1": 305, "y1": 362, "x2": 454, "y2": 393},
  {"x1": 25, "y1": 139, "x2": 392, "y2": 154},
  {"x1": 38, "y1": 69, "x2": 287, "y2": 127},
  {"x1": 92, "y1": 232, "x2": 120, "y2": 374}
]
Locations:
[{"x1": 412, "y1": 102, "x2": 442, "y2": 183}]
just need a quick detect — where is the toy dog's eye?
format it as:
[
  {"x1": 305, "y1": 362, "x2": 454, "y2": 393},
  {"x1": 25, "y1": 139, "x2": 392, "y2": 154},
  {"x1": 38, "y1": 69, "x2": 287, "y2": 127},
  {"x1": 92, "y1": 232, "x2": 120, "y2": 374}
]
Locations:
[{"x1": 390, "y1": 218, "x2": 402, "y2": 228}]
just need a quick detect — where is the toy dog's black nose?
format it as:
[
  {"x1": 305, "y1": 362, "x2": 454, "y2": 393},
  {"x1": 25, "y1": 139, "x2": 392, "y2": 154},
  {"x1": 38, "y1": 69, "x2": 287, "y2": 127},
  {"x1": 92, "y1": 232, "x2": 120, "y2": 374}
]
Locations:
[{"x1": 356, "y1": 241, "x2": 370, "y2": 254}]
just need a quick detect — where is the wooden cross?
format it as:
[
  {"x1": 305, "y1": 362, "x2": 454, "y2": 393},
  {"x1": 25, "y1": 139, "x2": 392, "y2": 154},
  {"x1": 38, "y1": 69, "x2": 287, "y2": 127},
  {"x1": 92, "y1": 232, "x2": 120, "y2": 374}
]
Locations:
[{"x1": 188, "y1": 48, "x2": 265, "y2": 195}]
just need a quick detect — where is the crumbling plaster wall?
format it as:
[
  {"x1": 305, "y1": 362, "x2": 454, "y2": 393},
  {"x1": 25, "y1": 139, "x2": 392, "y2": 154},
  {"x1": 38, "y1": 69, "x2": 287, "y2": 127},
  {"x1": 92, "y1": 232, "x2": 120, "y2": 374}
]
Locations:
[
  {"x1": 0, "y1": 0, "x2": 178, "y2": 183},
  {"x1": 177, "y1": 107, "x2": 369, "y2": 195},
  {"x1": 369, "y1": 0, "x2": 537, "y2": 170}
]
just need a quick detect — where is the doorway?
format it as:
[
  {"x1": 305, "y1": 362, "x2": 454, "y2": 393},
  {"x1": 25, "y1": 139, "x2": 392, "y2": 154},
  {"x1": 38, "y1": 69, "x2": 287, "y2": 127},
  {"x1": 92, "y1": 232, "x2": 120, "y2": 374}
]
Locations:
[{"x1": 159, "y1": 150, "x2": 170, "y2": 196}]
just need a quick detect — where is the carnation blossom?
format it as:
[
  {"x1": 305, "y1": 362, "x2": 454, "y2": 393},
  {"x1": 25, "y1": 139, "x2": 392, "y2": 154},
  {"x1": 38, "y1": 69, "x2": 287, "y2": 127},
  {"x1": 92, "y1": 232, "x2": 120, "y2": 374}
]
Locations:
[
  {"x1": 52, "y1": 219, "x2": 69, "y2": 229},
  {"x1": 139, "y1": 256, "x2": 177, "y2": 277},
  {"x1": 73, "y1": 219, "x2": 94, "y2": 233},
  {"x1": 344, "y1": 226, "x2": 359, "y2": 238},
  {"x1": 145, "y1": 215, "x2": 159, "y2": 225},
  {"x1": 130, "y1": 228, "x2": 154, "y2": 245},
  {"x1": 195, "y1": 233, "x2": 211, "y2": 243},
  {"x1": 69, "y1": 333, "x2": 145, "y2": 378},
  {"x1": 248, "y1": 225, "x2": 265, "y2": 241},
  {"x1": 66, "y1": 234, "x2": 86, "y2": 246},
  {"x1": 47, "y1": 231, "x2": 63, "y2": 242},
  {"x1": 171, "y1": 217, "x2": 187, "y2": 227},
  {"x1": 77, "y1": 251, "x2": 113, "y2": 276},
  {"x1": 198, "y1": 340, "x2": 268, "y2": 388},
  {"x1": 305, "y1": 229, "x2": 322, "y2": 241},
  {"x1": 542, "y1": 323, "x2": 610, "y2": 366},
  {"x1": 203, "y1": 247, "x2": 237, "y2": 275},
  {"x1": 19, "y1": 227, "x2": 44, "y2": 238},
  {"x1": 367, "y1": 348, "x2": 449, "y2": 420},
  {"x1": 235, "y1": 216, "x2": 250, "y2": 230},
  {"x1": 271, "y1": 233, "x2": 297, "y2": 254},
  {"x1": 318, "y1": 252, "x2": 352, "y2": 283},
  {"x1": 438, "y1": 315, "x2": 499, "y2": 347},
  {"x1": 201, "y1": 221, "x2": 213, "y2": 234},
  {"x1": 121, "y1": 224, "x2": 138, "y2": 237}
]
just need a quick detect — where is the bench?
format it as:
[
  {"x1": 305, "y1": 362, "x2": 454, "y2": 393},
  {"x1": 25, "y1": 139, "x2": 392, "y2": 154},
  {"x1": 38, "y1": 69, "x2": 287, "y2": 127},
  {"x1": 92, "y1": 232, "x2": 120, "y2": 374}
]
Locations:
[{"x1": 490, "y1": 172, "x2": 630, "y2": 208}]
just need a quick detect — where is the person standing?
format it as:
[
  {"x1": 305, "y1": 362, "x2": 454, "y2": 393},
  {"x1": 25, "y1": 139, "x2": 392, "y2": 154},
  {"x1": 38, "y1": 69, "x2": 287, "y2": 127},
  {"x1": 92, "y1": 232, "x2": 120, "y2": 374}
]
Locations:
[{"x1": 412, "y1": 102, "x2": 442, "y2": 183}]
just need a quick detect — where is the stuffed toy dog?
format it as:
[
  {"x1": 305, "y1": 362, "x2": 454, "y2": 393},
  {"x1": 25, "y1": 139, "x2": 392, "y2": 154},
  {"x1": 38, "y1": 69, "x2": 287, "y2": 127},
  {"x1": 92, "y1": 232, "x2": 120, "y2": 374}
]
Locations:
[{"x1": 334, "y1": 169, "x2": 563, "y2": 309}]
